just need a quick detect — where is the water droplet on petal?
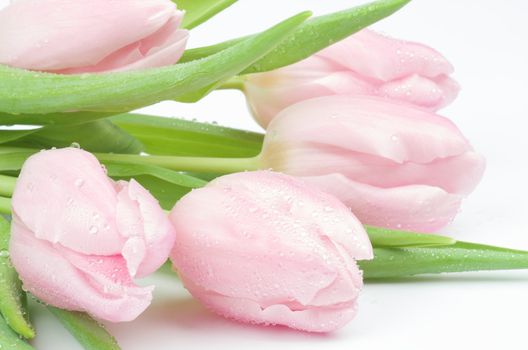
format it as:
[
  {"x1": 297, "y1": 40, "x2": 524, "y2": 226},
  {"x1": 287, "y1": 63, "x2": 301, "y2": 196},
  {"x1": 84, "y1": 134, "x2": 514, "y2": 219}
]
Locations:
[
  {"x1": 74, "y1": 178, "x2": 84, "y2": 188},
  {"x1": 89, "y1": 226, "x2": 98, "y2": 235}
]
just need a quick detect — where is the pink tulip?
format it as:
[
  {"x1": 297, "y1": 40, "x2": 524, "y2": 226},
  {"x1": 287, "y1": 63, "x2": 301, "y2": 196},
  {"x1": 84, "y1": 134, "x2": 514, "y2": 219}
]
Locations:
[
  {"x1": 244, "y1": 29, "x2": 460, "y2": 127},
  {"x1": 170, "y1": 171, "x2": 373, "y2": 333},
  {"x1": 0, "y1": 0, "x2": 188, "y2": 73},
  {"x1": 9, "y1": 148, "x2": 176, "y2": 322},
  {"x1": 259, "y1": 95, "x2": 485, "y2": 232}
]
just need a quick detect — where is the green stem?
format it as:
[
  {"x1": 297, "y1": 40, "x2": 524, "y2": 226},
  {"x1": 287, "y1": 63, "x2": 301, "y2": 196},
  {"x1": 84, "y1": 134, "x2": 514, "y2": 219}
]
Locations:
[
  {"x1": 0, "y1": 174, "x2": 16, "y2": 197},
  {"x1": 0, "y1": 197, "x2": 11, "y2": 215},
  {"x1": 48, "y1": 307, "x2": 120, "y2": 350},
  {"x1": 0, "y1": 315, "x2": 34, "y2": 350},
  {"x1": 360, "y1": 241, "x2": 528, "y2": 279},
  {"x1": 217, "y1": 76, "x2": 246, "y2": 91},
  {"x1": 96, "y1": 153, "x2": 262, "y2": 174},
  {"x1": 365, "y1": 225, "x2": 456, "y2": 248},
  {"x1": 0, "y1": 217, "x2": 35, "y2": 340}
]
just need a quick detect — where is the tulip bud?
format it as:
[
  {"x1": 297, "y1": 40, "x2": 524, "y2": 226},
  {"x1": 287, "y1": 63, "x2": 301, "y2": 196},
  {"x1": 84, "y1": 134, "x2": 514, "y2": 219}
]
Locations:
[
  {"x1": 9, "y1": 148, "x2": 176, "y2": 322},
  {"x1": 170, "y1": 170, "x2": 373, "y2": 332},
  {"x1": 0, "y1": 0, "x2": 188, "y2": 73},
  {"x1": 244, "y1": 29, "x2": 460, "y2": 127},
  {"x1": 259, "y1": 95, "x2": 485, "y2": 232}
]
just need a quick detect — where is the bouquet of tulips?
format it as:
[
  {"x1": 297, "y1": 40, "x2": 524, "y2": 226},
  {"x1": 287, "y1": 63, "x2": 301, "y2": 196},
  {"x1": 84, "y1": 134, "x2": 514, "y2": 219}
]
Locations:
[{"x1": 0, "y1": 0, "x2": 526, "y2": 349}]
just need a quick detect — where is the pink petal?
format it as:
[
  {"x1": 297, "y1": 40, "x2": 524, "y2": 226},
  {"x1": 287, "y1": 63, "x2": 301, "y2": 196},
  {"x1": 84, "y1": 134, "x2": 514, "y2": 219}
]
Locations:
[
  {"x1": 57, "y1": 18, "x2": 189, "y2": 74},
  {"x1": 12, "y1": 148, "x2": 124, "y2": 255},
  {"x1": 304, "y1": 174, "x2": 464, "y2": 232},
  {"x1": 9, "y1": 220, "x2": 153, "y2": 322},
  {"x1": 0, "y1": 0, "x2": 179, "y2": 71},
  {"x1": 380, "y1": 74, "x2": 460, "y2": 111},
  {"x1": 182, "y1": 276, "x2": 358, "y2": 333},
  {"x1": 263, "y1": 95, "x2": 471, "y2": 165},
  {"x1": 116, "y1": 179, "x2": 176, "y2": 278},
  {"x1": 319, "y1": 29, "x2": 455, "y2": 82},
  {"x1": 273, "y1": 148, "x2": 485, "y2": 196}
]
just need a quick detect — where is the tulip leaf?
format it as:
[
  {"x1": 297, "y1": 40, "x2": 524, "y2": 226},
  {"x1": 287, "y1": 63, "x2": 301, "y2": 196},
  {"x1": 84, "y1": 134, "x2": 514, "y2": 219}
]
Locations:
[
  {"x1": 103, "y1": 162, "x2": 206, "y2": 209},
  {"x1": 0, "y1": 12, "x2": 311, "y2": 121},
  {"x1": 0, "y1": 149, "x2": 35, "y2": 174},
  {"x1": 0, "y1": 315, "x2": 34, "y2": 350},
  {"x1": 48, "y1": 307, "x2": 120, "y2": 350},
  {"x1": 180, "y1": 0, "x2": 411, "y2": 74},
  {"x1": 360, "y1": 241, "x2": 528, "y2": 279},
  {"x1": 0, "y1": 197, "x2": 11, "y2": 214},
  {"x1": 0, "y1": 129, "x2": 41, "y2": 145},
  {"x1": 0, "y1": 111, "x2": 116, "y2": 127},
  {"x1": 7, "y1": 120, "x2": 143, "y2": 154},
  {"x1": 365, "y1": 226, "x2": 456, "y2": 248},
  {"x1": 0, "y1": 217, "x2": 35, "y2": 339},
  {"x1": 177, "y1": 0, "x2": 238, "y2": 30},
  {"x1": 111, "y1": 113, "x2": 263, "y2": 157}
]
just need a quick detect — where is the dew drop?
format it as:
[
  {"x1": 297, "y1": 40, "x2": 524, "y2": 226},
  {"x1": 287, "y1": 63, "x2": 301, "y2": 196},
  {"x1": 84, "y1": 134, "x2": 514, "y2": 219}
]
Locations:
[
  {"x1": 0, "y1": 250, "x2": 10, "y2": 258},
  {"x1": 70, "y1": 142, "x2": 80, "y2": 149},
  {"x1": 89, "y1": 226, "x2": 99, "y2": 235},
  {"x1": 74, "y1": 178, "x2": 84, "y2": 188}
]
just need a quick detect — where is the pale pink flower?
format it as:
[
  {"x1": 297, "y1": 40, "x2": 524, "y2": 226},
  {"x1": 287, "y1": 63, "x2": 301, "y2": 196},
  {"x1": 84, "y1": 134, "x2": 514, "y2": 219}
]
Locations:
[
  {"x1": 245, "y1": 29, "x2": 459, "y2": 127},
  {"x1": 0, "y1": 0, "x2": 188, "y2": 73},
  {"x1": 260, "y1": 95, "x2": 485, "y2": 231},
  {"x1": 10, "y1": 148, "x2": 176, "y2": 322},
  {"x1": 170, "y1": 171, "x2": 373, "y2": 332}
]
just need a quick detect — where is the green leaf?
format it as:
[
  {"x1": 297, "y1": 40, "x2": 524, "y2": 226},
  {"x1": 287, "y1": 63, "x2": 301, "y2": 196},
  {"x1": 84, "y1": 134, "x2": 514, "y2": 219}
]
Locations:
[
  {"x1": 0, "y1": 315, "x2": 34, "y2": 350},
  {"x1": 0, "y1": 129, "x2": 41, "y2": 145},
  {"x1": 0, "y1": 149, "x2": 36, "y2": 173},
  {"x1": 0, "y1": 174, "x2": 17, "y2": 197},
  {"x1": 180, "y1": 0, "x2": 411, "y2": 74},
  {"x1": 7, "y1": 120, "x2": 143, "y2": 154},
  {"x1": 365, "y1": 226, "x2": 456, "y2": 248},
  {"x1": 360, "y1": 241, "x2": 528, "y2": 279},
  {"x1": 48, "y1": 307, "x2": 120, "y2": 350},
  {"x1": 178, "y1": 0, "x2": 238, "y2": 30},
  {"x1": 0, "y1": 217, "x2": 35, "y2": 339},
  {"x1": 104, "y1": 162, "x2": 206, "y2": 209},
  {"x1": 111, "y1": 113, "x2": 263, "y2": 157},
  {"x1": 0, "y1": 111, "x2": 116, "y2": 127},
  {"x1": 0, "y1": 197, "x2": 11, "y2": 215},
  {"x1": 0, "y1": 12, "x2": 311, "y2": 120}
]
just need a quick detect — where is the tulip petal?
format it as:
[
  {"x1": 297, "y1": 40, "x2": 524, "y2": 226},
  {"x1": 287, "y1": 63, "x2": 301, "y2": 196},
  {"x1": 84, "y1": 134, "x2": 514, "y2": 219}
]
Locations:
[
  {"x1": 263, "y1": 95, "x2": 471, "y2": 165},
  {"x1": 57, "y1": 18, "x2": 189, "y2": 74},
  {"x1": 380, "y1": 74, "x2": 460, "y2": 110},
  {"x1": 319, "y1": 29, "x2": 455, "y2": 81},
  {"x1": 12, "y1": 148, "x2": 124, "y2": 255},
  {"x1": 9, "y1": 220, "x2": 153, "y2": 322},
  {"x1": 274, "y1": 148, "x2": 485, "y2": 196},
  {"x1": 304, "y1": 173, "x2": 463, "y2": 232},
  {"x1": 116, "y1": 179, "x2": 176, "y2": 278},
  {"x1": 0, "y1": 0, "x2": 179, "y2": 71},
  {"x1": 182, "y1": 276, "x2": 358, "y2": 333}
]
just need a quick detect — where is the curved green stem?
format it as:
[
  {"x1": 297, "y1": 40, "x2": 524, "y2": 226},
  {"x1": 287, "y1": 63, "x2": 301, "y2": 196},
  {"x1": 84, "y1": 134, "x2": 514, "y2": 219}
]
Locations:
[
  {"x1": 0, "y1": 217, "x2": 35, "y2": 340},
  {"x1": 217, "y1": 76, "x2": 246, "y2": 91},
  {"x1": 96, "y1": 153, "x2": 262, "y2": 174},
  {"x1": 0, "y1": 174, "x2": 16, "y2": 197},
  {"x1": 0, "y1": 197, "x2": 11, "y2": 215},
  {"x1": 360, "y1": 241, "x2": 528, "y2": 279},
  {"x1": 365, "y1": 226, "x2": 456, "y2": 248}
]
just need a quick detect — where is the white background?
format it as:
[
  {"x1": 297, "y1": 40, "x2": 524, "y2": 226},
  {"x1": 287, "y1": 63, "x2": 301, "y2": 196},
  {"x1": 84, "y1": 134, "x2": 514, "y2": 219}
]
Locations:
[{"x1": 2, "y1": 1, "x2": 528, "y2": 349}]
